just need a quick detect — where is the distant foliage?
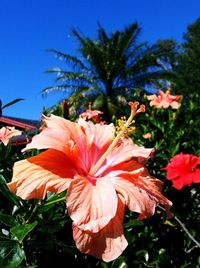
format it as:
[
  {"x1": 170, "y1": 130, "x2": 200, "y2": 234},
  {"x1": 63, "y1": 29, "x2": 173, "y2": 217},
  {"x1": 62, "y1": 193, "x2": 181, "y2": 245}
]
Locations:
[{"x1": 175, "y1": 17, "x2": 200, "y2": 95}]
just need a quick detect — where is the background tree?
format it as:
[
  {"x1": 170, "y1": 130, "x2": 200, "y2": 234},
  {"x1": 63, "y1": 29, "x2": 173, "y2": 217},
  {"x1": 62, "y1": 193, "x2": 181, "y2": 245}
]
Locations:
[
  {"x1": 175, "y1": 17, "x2": 200, "y2": 95},
  {"x1": 43, "y1": 23, "x2": 176, "y2": 120}
]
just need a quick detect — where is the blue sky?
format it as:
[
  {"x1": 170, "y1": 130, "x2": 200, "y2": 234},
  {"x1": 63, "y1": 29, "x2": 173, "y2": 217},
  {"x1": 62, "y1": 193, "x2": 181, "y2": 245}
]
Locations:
[{"x1": 1, "y1": 0, "x2": 200, "y2": 120}]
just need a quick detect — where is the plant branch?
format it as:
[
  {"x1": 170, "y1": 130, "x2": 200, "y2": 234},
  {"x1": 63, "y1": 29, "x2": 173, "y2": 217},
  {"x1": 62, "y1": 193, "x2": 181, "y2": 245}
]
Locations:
[
  {"x1": 25, "y1": 202, "x2": 40, "y2": 224},
  {"x1": 158, "y1": 205, "x2": 200, "y2": 249},
  {"x1": 174, "y1": 215, "x2": 200, "y2": 248},
  {"x1": 44, "y1": 196, "x2": 66, "y2": 206}
]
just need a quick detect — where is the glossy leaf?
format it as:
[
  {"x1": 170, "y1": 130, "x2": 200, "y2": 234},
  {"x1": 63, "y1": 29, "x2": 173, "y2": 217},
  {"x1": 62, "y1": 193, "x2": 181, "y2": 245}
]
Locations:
[
  {"x1": 10, "y1": 221, "x2": 38, "y2": 243},
  {"x1": 0, "y1": 239, "x2": 25, "y2": 268},
  {"x1": 111, "y1": 256, "x2": 128, "y2": 268},
  {"x1": 0, "y1": 212, "x2": 19, "y2": 227},
  {"x1": 0, "y1": 175, "x2": 21, "y2": 207}
]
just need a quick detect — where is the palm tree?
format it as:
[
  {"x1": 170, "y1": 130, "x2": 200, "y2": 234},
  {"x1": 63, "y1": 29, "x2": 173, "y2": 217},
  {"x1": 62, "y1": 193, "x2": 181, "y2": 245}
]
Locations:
[{"x1": 43, "y1": 23, "x2": 175, "y2": 120}]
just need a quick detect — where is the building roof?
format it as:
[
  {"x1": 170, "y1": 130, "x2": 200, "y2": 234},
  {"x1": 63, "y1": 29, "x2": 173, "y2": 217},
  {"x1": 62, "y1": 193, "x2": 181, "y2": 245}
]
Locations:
[{"x1": 0, "y1": 116, "x2": 40, "y2": 130}]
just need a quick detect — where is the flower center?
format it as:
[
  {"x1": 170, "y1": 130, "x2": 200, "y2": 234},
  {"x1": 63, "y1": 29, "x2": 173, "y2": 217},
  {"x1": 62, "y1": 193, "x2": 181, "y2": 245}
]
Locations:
[{"x1": 89, "y1": 102, "x2": 145, "y2": 176}]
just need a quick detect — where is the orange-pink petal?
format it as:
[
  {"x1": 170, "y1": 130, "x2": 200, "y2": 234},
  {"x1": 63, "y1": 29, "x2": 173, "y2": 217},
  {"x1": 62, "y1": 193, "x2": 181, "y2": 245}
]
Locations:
[
  {"x1": 23, "y1": 115, "x2": 86, "y2": 153},
  {"x1": 23, "y1": 115, "x2": 116, "y2": 175},
  {"x1": 41, "y1": 115, "x2": 89, "y2": 153},
  {"x1": 112, "y1": 172, "x2": 172, "y2": 219},
  {"x1": 78, "y1": 119, "x2": 114, "y2": 149},
  {"x1": 108, "y1": 138, "x2": 154, "y2": 164},
  {"x1": 170, "y1": 101, "x2": 181, "y2": 109},
  {"x1": 72, "y1": 194, "x2": 128, "y2": 262},
  {"x1": 95, "y1": 138, "x2": 154, "y2": 177},
  {"x1": 67, "y1": 175, "x2": 118, "y2": 232},
  {"x1": 23, "y1": 127, "x2": 73, "y2": 152},
  {"x1": 7, "y1": 149, "x2": 75, "y2": 199},
  {"x1": 78, "y1": 119, "x2": 115, "y2": 167}
]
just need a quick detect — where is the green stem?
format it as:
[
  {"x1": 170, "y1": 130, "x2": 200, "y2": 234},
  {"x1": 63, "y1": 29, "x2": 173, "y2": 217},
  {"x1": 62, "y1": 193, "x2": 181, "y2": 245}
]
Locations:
[
  {"x1": 158, "y1": 205, "x2": 200, "y2": 248},
  {"x1": 44, "y1": 196, "x2": 66, "y2": 207},
  {"x1": 24, "y1": 196, "x2": 66, "y2": 224},
  {"x1": 174, "y1": 215, "x2": 200, "y2": 248},
  {"x1": 25, "y1": 202, "x2": 40, "y2": 224}
]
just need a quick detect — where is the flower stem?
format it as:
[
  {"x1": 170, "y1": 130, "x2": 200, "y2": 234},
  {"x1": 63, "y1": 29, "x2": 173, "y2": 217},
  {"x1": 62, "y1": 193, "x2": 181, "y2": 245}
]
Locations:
[
  {"x1": 25, "y1": 202, "x2": 40, "y2": 224},
  {"x1": 24, "y1": 197, "x2": 66, "y2": 224},
  {"x1": 44, "y1": 196, "x2": 66, "y2": 206},
  {"x1": 158, "y1": 205, "x2": 200, "y2": 248},
  {"x1": 174, "y1": 215, "x2": 200, "y2": 248}
]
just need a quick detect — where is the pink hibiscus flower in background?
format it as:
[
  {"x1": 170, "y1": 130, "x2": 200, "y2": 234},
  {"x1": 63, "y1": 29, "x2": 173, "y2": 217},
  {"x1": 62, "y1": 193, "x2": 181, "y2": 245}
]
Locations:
[
  {"x1": 162, "y1": 153, "x2": 200, "y2": 190},
  {"x1": 7, "y1": 102, "x2": 172, "y2": 262},
  {"x1": 79, "y1": 109, "x2": 103, "y2": 123},
  {"x1": 0, "y1": 126, "x2": 22, "y2": 146},
  {"x1": 147, "y1": 89, "x2": 181, "y2": 109}
]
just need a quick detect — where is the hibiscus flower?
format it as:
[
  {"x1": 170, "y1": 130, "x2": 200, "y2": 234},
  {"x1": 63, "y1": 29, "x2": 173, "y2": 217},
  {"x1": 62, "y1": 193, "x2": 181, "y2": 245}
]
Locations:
[
  {"x1": 7, "y1": 102, "x2": 172, "y2": 262},
  {"x1": 147, "y1": 89, "x2": 181, "y2": 109},
  {"x1": 0, "y1": 126, "x2": 22, "y2": 146},
  {"x1": 162, "y1": 153, "x2": 200, "y2": 190},
  {"x1": 79, "y1": 109, "x2": 103, "y2": 123}
]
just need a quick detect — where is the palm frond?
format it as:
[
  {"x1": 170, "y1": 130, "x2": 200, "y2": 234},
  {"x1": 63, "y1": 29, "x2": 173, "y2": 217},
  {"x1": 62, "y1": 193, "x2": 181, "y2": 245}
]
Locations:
[
  {"x1": 70, "y1": 28, "x2": 90, "y2": 48},
  {"x1": 42, "y1": 85, "x2": 77, "y2": 96},
  {"x1": 116, "y1": 23, "x2": 141, "y2": 57},
  {"x1": 130, "y1": 70, "x2": 175, "y2": 87},
  {"x1": 54, "y1": 71, "x2": 95, "y2": 84},
  {"x1": 97, "y1": 23, "x2": 110, "y2": 46},
  {"x1": 46, "y1": 49, "x2": 87, "y2": 70},
  {"x1": 2, "y1": 98, "x2": 24, "y2": 109}
]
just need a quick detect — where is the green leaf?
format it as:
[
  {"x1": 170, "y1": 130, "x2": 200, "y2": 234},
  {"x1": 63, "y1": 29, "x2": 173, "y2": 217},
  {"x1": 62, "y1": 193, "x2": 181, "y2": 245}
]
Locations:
[
  {"x1": 0, "y1": 212, "x2": 19, "y2": 227},
  {"x1": 0, "y1": 240, "x2": 25, "y2": 268},
  {"x1": 11, "y1": 221, "x2": 38, "y2": 243},
  {"x1": 111, "y1": 256, "x2": 128, "y2": 268},
  {"x1": 100, "y1": 262, "x2": 109, "y2": 268},
  {"x1": 0, "y1": 175, "x2": 21, "y2": 207},
  {"x1": 171, "y1": 142, "x2": 180, "y2": 156},
  {"x1": 124, "y1": 219, "x2": 145, "y2": 228}
]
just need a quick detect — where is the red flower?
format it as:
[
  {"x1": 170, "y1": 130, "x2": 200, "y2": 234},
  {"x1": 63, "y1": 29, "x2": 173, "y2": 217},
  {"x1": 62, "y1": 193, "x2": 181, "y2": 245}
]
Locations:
[{"x1": 162, "y1": 153, "x2": 200, "y2": 189}]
